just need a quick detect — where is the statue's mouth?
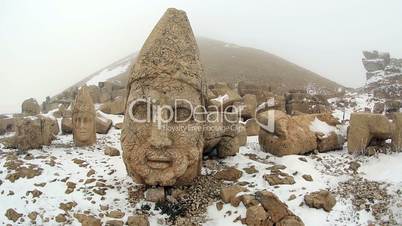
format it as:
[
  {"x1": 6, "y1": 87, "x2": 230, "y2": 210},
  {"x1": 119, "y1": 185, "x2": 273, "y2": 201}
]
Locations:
[{"x1": 146, "y1": 152, "x2": 173, "y2": 169}]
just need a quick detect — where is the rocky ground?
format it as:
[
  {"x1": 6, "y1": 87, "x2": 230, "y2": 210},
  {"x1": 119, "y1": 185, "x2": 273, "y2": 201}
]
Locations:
[{"x1": 1, "y1": 103, "x2": 402, "y2": 225}]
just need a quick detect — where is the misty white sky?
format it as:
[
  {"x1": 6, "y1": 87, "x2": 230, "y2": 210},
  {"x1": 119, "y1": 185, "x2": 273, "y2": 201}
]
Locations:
[{"x1": 1, "y1": 0, "x2": 402, "y2": 114}]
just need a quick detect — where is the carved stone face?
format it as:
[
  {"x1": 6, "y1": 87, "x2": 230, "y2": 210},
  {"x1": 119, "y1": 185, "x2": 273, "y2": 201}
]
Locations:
[
  {"x1": 73, "y1": 113, "x2": 94, "y2": 142},
  {"x1": 72, "y1": 86, "x2": 96, "y2": 147},
  {"x1": 122, "y1": 79, "x2": 204, "y2": 186}
]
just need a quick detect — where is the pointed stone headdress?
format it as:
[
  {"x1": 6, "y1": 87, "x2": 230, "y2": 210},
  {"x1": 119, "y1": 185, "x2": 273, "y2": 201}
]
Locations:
[
  {"x1": 127, "y1": 8, "x2": 207, "y2": 99},
  {"x1": 73, "y1": 86, "x2": 95, "y2": 115}
]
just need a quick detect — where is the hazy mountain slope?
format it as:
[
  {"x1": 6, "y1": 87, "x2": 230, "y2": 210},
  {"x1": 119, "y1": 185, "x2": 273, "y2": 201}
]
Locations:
[
  {"x1": 77, "y1": 37, "x2": 343, "y2": 94},
  {"x1": 197, "y1": 37, "x2": 342, "y2": 93}
]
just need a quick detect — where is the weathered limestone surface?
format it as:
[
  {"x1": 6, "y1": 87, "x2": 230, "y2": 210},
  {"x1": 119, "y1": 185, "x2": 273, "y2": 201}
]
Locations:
[
  {"x1": 121, "y1": 8, "x2": 207, "y2": 186},
  {"x1": 347, "y1": 113, "x2": 392, "y2": 154},
  {"x1": 72, "y1": 86, "x2": 96, "y2": 146},
  {"x1": 11, "y1": 116, "x2": 59, "y2": 151}
]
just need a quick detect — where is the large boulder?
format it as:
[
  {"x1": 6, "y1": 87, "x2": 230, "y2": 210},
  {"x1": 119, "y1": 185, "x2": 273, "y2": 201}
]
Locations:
[
  {"x1": 294, "y1": 113, "x2": 344, "y2": 152},
  {"x1": 61, "y1": 117, "x2": 73, "y2": 134},
  {"x1": 245, "y1": 118, "x2": 260, "y2": 136},
  {"x1": 240, "y1": 94, "x2": 257, "y2": 119},
  {"x1": 363, "y1": 50, "x2": 379, "y2": 60},
  {"x1": 259, "y1": 111, "x2": 343, "y2": 156},
  {"x1": 347, "y1": 113, "x2": 392, "y2": 154},
  {"x1": 304, "y1": 190, "x2": 336, "y2": 212},
  {"x1": 316, "y1": 132, "x2": 344, "y2": 152},
  {"x1": 245, "y1": 205, "x2": 267, "y2": 226},
  {"x1": 127, "y1": 215, "x2": 149, "y2": 226},
  {"x1": 95, "y1": 113, "x2": 113, "y2": 134},
  {"x1": 258, "y1": 110, "x2": 317, "y2": 156},
  {"x1": 255, "y1": 191, "x2": 304, "y2": 226},
  {"x1": 87, "y1": 85, "x2": 101, "y2": 103},
  {"x1": 384, "y1": 100, "x2": 401, "y2": 114},
  {"x1": 0, "y1": 117, "x2": 16, "y2": 135},
  {"x1": 237, "y1": 81, "x2": 273, "y2": 105},
  {"x1": 393, "y1": 113, "x2": 402, "y2": 151},
  {"x1": 99, "y1": 96, "x2": 125, "y2": 115},
  {"x1": 285, "y1": 90, "x2": 330, "y2": 115},
  {"x1": 111, "y1": 89, "x2": 126, "y2": 99},
  {"x1": 237, "y1": 123, "x2": 247, "y2": 146},
  {"x1": 362, "y1": 58, "x2": 386, "y2": 72},
  {"x1": 220, "y1": 185, "x2": 247, "y2": 203},
  {"x1": 12, "y1": 116, "x2": 59, "y2": 151},
  {"x1": 208, "y1": 82, "x2": 241, "y2": 110},
  {"x1": 203, "y1": 111, "x2": 240, "y2": 158},
  {"x1": 372, "y1": 102, "x2": 385, "y2": 114},
  {"x1": 21, "y1": 98, "x2": 40, "y2": 116}
]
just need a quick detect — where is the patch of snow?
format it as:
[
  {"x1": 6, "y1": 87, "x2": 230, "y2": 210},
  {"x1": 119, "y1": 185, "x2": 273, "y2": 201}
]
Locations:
[
  {"x1": 86, "y1": 59, "x2": 131, "y2": 86},
  {"x1": 309, "y1": 117, "x2": 336, "y2": 137},
  {"x1": 212, "y1": 94, "x2": 229, "y2": 103},
  {"x1": 359, "y1": 152, "x2": 402, "y2": 184}
]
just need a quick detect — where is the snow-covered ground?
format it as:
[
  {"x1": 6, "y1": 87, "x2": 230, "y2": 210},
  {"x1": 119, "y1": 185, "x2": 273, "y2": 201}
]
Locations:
[{"x1": 1, "y1": 104, "x2": 402, "y2": 225}]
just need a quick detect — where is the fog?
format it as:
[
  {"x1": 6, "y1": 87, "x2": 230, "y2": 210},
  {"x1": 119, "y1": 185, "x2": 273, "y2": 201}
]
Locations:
[{"x1": 1, "y1": 0, "x2": 402, "y2": 114}]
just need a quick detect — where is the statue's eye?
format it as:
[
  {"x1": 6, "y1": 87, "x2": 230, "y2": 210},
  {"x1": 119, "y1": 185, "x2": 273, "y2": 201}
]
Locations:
[
  {"x1": 175, "y1": 107, "x2": 192, "y2": 122},
  {"x1": 131, "y1": 102, "x2": 149, "y2": 122}
]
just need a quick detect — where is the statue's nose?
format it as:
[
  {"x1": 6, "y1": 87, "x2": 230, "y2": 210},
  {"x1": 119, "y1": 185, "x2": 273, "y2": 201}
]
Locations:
[
  {"x1": 149, "y1": 125, "x2": 172, "y2": 149},
  {"x1": 78, "y1": 119, "x2": 85, "y2": 128}
]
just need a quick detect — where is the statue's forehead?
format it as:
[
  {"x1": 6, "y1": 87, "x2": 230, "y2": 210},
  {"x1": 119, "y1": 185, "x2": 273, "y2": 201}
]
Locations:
[
  {"x1": 73, "y1": 111, "x2": 93, "y2": 118},
  {"x1": 128, "y1": 78, "x2": 203, "y2": 103}
]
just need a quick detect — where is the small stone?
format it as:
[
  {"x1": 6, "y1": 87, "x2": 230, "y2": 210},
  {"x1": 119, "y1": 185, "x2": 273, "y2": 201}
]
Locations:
[
  {"x1": 114, "y1": 123, "x2": 123, "y2": 130},
  {"x1": 288, "y1": 194, "x2": 297, "y2": 201},
  {"x1": 304, "y1": 190, "x2": 336, "y2": 212},
  {"x1": 245, "y1": 205, "x2": 267, "y2": 226},
  {"x1": 104, "y1": 146, "x2": 120, "y2": 157},
  {"x1": 5, "y1": 208, "x2": 22, "y2": 222},
  {"x1": 59, "y1": 201, "x2": 77, "y2": 212},
  {"x1": 255, "y1": 191, "x2": 293, "y2": 223},
  {"x1": 100, "y1": 205, "x2": 109, "y2": 211},
  {"x1": 72, "y1": 158, "x2": 87, "y2": 167},
  {"x1": 145, "y1": 187, "x2": 165, "y2": 203},
  {"x1": 216, "y1": 201, "x2": 224, "y2": 211},
  {"x1": 214, "y1": 167, "x2": 243, "y2": 181},
  {"x1": 220, "y1": 185, "x2": 247, "y2": 203},
  {"x1": 267, "y1": 164, "x2": 287, "y2": 170},
  {"x1": 87, "y1": 169, "x2": 96, "y2": 177},
  {"x1": 65, "y1": 181, "x2": 76, "y2": 194},
  {"x1": 298, "y1": 157, "x2": 307, "y2": 162},
  {"x1": 55, "y1": 214, "x2": 67, "y2": 223},
  {"x1": 349, "y1": 161, "x2": 361, "y2": 171},
  {"x1": 263, "y1": 171, "x2": 295, "y2": 185},
  {"x1": 127, "y1": 215, "x2": 150, "y2": 226},
  {"x1": 302, "y1": 174, "x2": 313, "y2": 182},
  {"x1": 241, "y1": 195, "x2": 259, "y2": 208},
  {"x1": 243, "y1": 165, "x2": 258, "y2": 174},
  {"x1": 85, "y1": 178, "x2": 96, "y2": 184},
  {"x1": 26, "y1": 189, "x2": 42, "y2": 198},
  {"x1": 34, "y1": 182, "x2": 46, "y2": 187},
  {"x1": 74, "y1": 213, "x2": 101, "y2": 226},
  {"x1": 28, "y1": 211, "x2": 38, "y2": 221},
  {"x1": 105, "y1": 220, "x2": 124, "y2": 226},
  {"x1": 106, "y1": 210, "x2": 125, "y2": 219},
  {"x1": 93, "y1": 188, "x2": 106, "y2": 196}
]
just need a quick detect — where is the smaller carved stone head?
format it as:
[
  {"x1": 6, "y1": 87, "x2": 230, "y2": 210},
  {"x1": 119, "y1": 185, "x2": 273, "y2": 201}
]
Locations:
[{"x1": 72, "y1": 86, "x2": 96, "y2": 146}]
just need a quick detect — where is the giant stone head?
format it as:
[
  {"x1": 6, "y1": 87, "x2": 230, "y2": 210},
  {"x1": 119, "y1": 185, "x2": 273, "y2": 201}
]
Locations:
[
  {"x1": 72, "y1": 86, "x2": 96, "y2": 146},
  {"x1": 121, "y1": 8, "x2": 207, "y2": 186}
]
